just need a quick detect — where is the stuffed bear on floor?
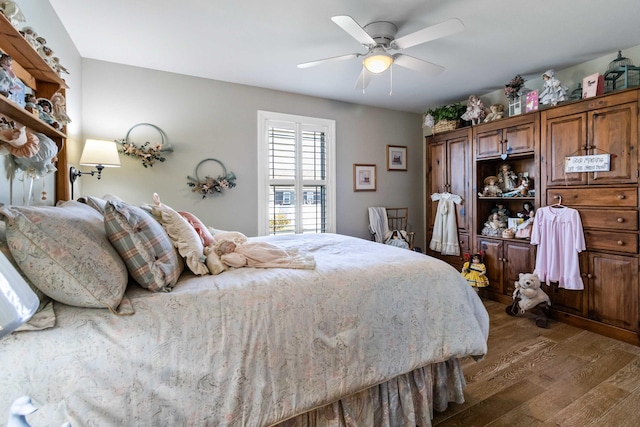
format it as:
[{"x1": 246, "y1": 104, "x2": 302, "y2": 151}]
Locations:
[{"x1": 506, "y1": 272, "x2": 551, "y2": 328}]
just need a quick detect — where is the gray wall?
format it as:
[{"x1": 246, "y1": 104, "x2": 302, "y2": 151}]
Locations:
[{"x1": 78, "y1": 60, "x2": 425, "y2": 243}]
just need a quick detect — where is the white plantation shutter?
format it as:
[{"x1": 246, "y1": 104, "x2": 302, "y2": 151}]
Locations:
[{"x1": 258, "y1": 111, "x2": 336, "y2": 235}]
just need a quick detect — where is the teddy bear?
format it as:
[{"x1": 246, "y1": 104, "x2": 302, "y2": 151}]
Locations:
[
  {"x1": 506, "y1": 272, "x2": 551, "y2": 328},
  {"x1": 483, "y1": 104, "x2": 504, "y2": 122}
]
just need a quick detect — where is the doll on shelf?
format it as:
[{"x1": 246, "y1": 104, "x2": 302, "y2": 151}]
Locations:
[
  {"x1": 515, "y1": 203, "x2": 535, "y2": 239},
  {"x1": 481, "y1": 212, "x2": 507, "y2": 237},
  {"x1": 492, "y1": 202, "x2": 510, "y2": 221},
  {"x1": 478, "y1": 175, "x2": 502, "y2": 197},
  {"x1": 461, "y1": 252, "x2": 490, "y2": 292},
  {"x1": 502, "y1": 176, "x2": 533, "y2": 197},
  {"x1": 517, "y1": 201, "x2": 535, "y2": 220},
  {"x1": 497, "y1": 163, "x2": 517, "y2": 192}
]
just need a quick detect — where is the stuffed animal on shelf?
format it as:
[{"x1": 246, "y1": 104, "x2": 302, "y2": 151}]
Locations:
[
  {"x1": 506, "y1": 272, "x2": 551, "y2": 328},
  {"x1": 483, "y1": 104, "x2": 504, "y2": 122}
]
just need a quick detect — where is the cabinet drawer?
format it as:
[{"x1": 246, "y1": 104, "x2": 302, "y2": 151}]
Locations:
[
  {"x1": 584, "y1": 230, "x2": 638, "y2": 253},
  {"x1": 459, "y1": 234, "x2": 470, "y2": 253},
  {"x1": 548, "y1": 187, "x2": 637, "y2": 207},
  {"x1": 579, "y1": 209, "x2": 638, "y2": 231}
]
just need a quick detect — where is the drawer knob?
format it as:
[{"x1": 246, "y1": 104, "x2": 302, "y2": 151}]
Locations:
[
  {"x1": 617, "y1": 217, "x2": 625, "y2": 223},
  {"x1": 618, "y1": 240, "x2": 624, "y2": 246},
  {"x1": 618, "y1": 194, "x2": 626, "y2": 199}
]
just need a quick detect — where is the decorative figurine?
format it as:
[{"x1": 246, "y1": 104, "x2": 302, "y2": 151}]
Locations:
[
  {"x1": 492, "y1": 202, "x2": 510, "y2": 221},
  {"x1": 461, "y1": 252, "x2": 490, "y2": 292},
  {"x1": 538, "y1": 69, "x2": 569, "y2": 106},
  {"x1": 484, "y1": 104, "x2": 504, "y2": 122},
  {"x1": 0, "y1": 1, "x2": 26, "y2": 28},
  {"x1": 517, "y1": 201, "x2": 535, "y2": 220},
  {"x1": 478, "y1": 175, "x2": 502, "y2": 197},
  {"x1": 0, "y1": 53, "x2": 23, "y2": 101},
  {"x1": 503, "y1": 176, "x2": 533, "y2": 197},
  {"x1": 51, "y1": 91, "x2": 71, "y2": 126},
  {"x1": 497, "y1": 163, "x2": 517, "y2": 192},
  {"x1": 36, "y1": 98, "x2": 60, "y2": 129},
  {"x1": 461, "y1": 95, "x2": 486, "y2": 125},
  {"x1": 481, "y1": 212, "x2": 508, "y2": 237}
]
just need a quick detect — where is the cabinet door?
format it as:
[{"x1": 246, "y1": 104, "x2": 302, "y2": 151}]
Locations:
[
  {"x1": 448, "y1": 136, "x2": 471, "y2": 234},
  {"x1": 589, "y1": 252, "x2": 639, "y2": 332},
  {"x1": 504, "y1": 122, "x2": 536, "y2": 156},
  {"x1": 427, "y1": 141, "x2": 447, "y2": 227},
  {"x1": 551, "y1": 252, "x2": 587, "y2": 315},
  {"x1": 543, "y1": 113, "x2": 588, "y2": 186},
  {"x1": 478, "y1": 238, "x2": 503, "y2": 294},
  {"x1": 503, "y1": 241, "x2": 535, "y2": 296},
  {"x1": 475, "y1": 129, "x2": 503, "y2": 159},
  {"x1": 589, "y1": 102, "x2": 638, "y2": 185}
]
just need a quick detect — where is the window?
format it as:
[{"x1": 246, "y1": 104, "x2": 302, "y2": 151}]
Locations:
[{"x1": 257, "y1": 111, "x2": 336, "y2": 235}]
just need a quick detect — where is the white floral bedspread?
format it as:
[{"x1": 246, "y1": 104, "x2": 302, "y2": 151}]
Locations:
[{"x1": 0, "y1": 233, "x2": 488, "y2": 426}]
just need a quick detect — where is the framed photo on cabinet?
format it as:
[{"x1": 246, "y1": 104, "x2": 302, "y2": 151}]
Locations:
[
  {"x1": 354, "y1": 164, "x2": 376, "y2": 191},
  {"x1": 386, "y1": 145, "x2": 407, "y2": 171}
]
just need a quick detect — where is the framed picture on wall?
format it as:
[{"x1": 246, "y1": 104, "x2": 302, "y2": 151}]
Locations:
[
  {"x1": 386, "y1": 145, "x2": 407, "y2": 171},
  {"x1": 354, "y1": 164, "x2": 376, "y2": 191}
]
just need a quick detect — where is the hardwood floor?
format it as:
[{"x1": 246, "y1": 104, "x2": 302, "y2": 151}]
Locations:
[{"x1": 432, "y1": 299, "x2": 640, "y2": 426}]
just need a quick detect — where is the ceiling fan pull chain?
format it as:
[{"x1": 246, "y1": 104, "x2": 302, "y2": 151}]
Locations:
[
  {"x1": 361, "y1": 64, "x2": 366, "y2": 94},
  {"x1": 389, "y1": 65, "x2": 393, "y2": 96}
]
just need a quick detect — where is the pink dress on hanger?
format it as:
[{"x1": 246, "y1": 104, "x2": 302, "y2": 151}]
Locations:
[{"x1": 530, "y1": 206, "x2": 586, "y2": 290}]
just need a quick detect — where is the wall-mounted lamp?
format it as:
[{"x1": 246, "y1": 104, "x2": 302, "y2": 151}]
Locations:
[
  {"x1": 363, "y1": 47, "x2": 394, "y2": 74},
  {"x1": 69, "y1": 139, "x2": 121, "y2": 200},
  {"x1": 0, "y1": 252, "x2": 39, "y2": 339}
]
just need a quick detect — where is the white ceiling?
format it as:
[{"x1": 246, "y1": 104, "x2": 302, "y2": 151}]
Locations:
[{"x1": 48, "y1": 0, "x2": 640, "y2": 113}]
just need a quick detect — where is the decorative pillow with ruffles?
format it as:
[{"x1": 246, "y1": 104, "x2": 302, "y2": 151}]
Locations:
[{"x1": 146, "y1": 193, "x2": 209, "y2": 275}]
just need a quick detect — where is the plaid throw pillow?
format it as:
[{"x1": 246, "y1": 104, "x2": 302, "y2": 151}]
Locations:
[{"x1": 104, "y1": 201, "x2": 183, "y2": 292}]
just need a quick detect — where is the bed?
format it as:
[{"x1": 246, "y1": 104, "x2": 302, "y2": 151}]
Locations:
[{"x1": 0, "y1": 200, "x2": 488, "y2": 426}]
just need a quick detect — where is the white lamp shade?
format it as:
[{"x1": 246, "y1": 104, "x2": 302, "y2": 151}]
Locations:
[
  {"x1": 363, "y1": 51, "x2": 393, "y2": 74},
  {"x1": 79, "y1": 139, "x2": 121, "y2": 167},
  {"x1": 0, "y1": 252, "x2": 38, "y2": 339}
]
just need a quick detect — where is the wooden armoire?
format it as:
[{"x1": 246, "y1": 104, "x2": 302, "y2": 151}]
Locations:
[{"x1": 426, "y1": 88, "x2": 640, "y2": 345}]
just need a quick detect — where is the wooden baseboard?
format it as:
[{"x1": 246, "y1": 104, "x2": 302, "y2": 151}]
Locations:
[{"x1": 481, "y1": 292, "x2": 640, "y2": 346}]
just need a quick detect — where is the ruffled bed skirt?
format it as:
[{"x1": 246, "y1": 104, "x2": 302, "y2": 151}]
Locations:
[{"x1": 274, "y1": 358, "x2": 465, "y2": 427}]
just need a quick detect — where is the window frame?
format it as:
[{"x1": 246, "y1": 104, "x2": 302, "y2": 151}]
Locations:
[{"x1": 257, "y1": 110, "x2": 336, "y2": 236}]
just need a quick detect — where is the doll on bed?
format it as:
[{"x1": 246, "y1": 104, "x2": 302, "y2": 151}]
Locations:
[{"x1": 211, "y1": 232, "x2": 316, "y2": 270}]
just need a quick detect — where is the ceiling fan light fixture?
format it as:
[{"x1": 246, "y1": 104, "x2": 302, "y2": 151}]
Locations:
[{"x1": 363, "y1": 51, "x2": 393, "y2": 74}]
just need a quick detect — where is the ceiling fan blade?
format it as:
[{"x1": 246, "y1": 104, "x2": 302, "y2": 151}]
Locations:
[
  {"x1": 393, "y1": 54, "x2": 444, "y2": 76},
  {"x1": 297, "y1": 53, "x2": 361, "y2": 69},
  {"x1": 354, "y1": 68, "x2": 372, "y2": 90},
  {"x1": 392, "y1": 18, "x2": 464, "y2": 50},
  {"x1": 331, "y1": 15, "x2": 376, "y2": 47}
]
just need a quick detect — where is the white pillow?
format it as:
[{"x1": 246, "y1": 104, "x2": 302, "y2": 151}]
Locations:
[{"x1": 147, "y1": 193, "x2": 209, "y2": 275}]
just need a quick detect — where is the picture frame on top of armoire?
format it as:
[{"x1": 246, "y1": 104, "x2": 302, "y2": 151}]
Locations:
[{"x1": 582, "y1": 72, "x2": 605, "y2": 98}]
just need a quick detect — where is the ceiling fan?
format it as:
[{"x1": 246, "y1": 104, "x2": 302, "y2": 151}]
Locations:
[{"x1": 297, "y1": 15, "x2": 464, "y2": 89}]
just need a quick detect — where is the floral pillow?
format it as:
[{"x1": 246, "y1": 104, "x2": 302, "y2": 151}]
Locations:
[
  {"x1": 147, "y1": 193, "x2": 209, "y2": 275},
  {"x1": 104, "y1": 201, "x2": 184, "y2": 292},
  {"x1": 0, "y1": 201, "x2": 128, "y2": 310}
]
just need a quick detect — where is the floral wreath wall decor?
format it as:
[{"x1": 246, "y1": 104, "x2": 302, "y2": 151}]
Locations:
[
  {"x1": 115, "y1": 123, "x2": 174, "y2": 168},
  {"x1": 187, "y1": 158, "x2": 237, "y2": 198}
]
